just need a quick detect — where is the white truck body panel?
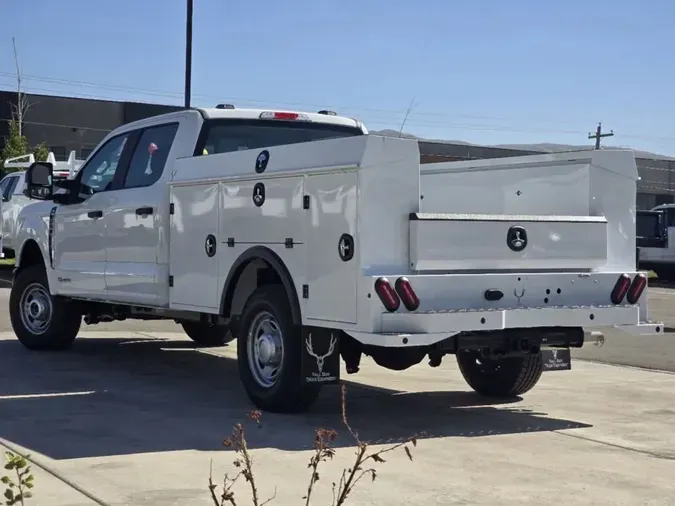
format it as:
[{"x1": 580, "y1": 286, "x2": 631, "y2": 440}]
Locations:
[
  {"x1": 419, "y1": 150, "x2": 639, "y2": 271},
  {"x1": 12, "y1": 108, "x2": 660, "y2": 352},
  {"x1": 162, "y1": 133, "x2": 656, "y2": 346},
  {"x1": 409, "y1": 214, "x2": 608, "y2": 271}
]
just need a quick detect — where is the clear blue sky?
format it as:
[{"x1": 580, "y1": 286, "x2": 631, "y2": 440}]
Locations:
[{"x1": 1, "y1": 0, "x2": 674, "y2": 155}]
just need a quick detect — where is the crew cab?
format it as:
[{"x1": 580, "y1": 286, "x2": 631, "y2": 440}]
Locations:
[{"x1": 9, "y1": 106, "x2": 663, "y2": 413}]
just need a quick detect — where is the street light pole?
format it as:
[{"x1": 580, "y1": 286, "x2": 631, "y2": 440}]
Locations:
[{"x1": 184, "y1": 0, "x2": 193, "y2": 109}]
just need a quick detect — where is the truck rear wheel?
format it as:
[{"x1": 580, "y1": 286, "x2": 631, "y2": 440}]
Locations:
[
  {"x1": 9, "y1": 264, "x2": 82, "y2": 351},
  {"x1": 237, "y1": 285, "x2": 321, "y2": 413},
  {"x1": 180, "y1": 321, "x2": 234, "y2": 347},
  {"x1": 456, "y1": 351, "x2": 543, "y2": 397}
]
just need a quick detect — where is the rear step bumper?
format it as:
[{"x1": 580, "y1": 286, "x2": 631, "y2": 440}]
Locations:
[{"x1": 344, "y1": 305, "x2": 664, "y2": 347}]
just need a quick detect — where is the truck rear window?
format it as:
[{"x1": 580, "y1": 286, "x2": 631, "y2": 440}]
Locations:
[
  {"x1": 195, "y1": 119, "x2": 363, "y2": 156},
  {"x1": 636, "y1": 212, "x2": 663, "y2": 238}
]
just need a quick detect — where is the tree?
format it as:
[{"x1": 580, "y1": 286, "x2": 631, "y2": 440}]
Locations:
[
  {"x1": 1, "y1": 119, "x2": 30, "y2": 174},
  {"x1": 32, "y1": 143, "x2": 49, "y2": 162},
  {"x1": 0, "y1": 120, "x2": 48, "y2": 175}
]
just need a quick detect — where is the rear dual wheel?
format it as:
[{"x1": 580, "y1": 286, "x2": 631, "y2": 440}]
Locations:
[
  {"x1": 181, "y1": 321, "x2": 234, "y2": 347},
  {"x1": 456, "y1": 351, "x2": 543, "y2": 397},
  {"x1": 237, "y1": 285, "x2": 321, "y2": 413}
]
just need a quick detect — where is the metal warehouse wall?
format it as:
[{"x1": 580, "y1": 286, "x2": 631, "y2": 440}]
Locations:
[
  {"x1": 636, "y1": 157, "x2": 675, "y2": 209},
  {"x1": 418, "y1": 140, "x2": 537, "y2": 162},
  {"x1": 1, "y1": 90, "x2": 673, "y2": 210},
  {"x1": 0, "y1": 91, "x2": 181, "y2": 160}
]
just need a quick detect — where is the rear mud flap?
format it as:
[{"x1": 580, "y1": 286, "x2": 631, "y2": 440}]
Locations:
[
  {"x1": 541, "y1": 348, "x2": 571, "y2": 371},
  {"x1": 301, "y1": 326, "x2": 341, "y2": 385}
]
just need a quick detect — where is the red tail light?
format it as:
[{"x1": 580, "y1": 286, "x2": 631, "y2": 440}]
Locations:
[
  {"x1": 374, "y1": 277, "x2": 400, "y2": 312},
  {"x1": 611, "y1": 273, "x2": 632, "y2": 304},
  {"x1": 259, "y1": 111, "x2": 310, "y2": 121},
  {"x1": 626, "y1": 273, "x2": 647, "y2": 304},
  {"x1": 395, "y1": 277, "x2": 420, "y2": 311}
]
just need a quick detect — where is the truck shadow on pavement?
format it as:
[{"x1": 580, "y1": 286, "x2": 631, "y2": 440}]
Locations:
[
  {"x1": 0, "y1": 335, "x2": 592, "y2": 461},
  {"x1": 0, "y1": 266, "x2": 12, "y2": 288}
]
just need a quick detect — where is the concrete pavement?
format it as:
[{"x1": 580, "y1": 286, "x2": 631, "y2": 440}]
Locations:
[
  {"x1": 3, "y1": 267, "x2": 675, "y2": 504},
  {"x1": 2, "y1": 330, "x2": 675, "y2": 505}
]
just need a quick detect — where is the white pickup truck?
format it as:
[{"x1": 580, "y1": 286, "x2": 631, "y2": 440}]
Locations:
[{"x1": 9, "y1": 105, "x2": 663, "y2": 413}]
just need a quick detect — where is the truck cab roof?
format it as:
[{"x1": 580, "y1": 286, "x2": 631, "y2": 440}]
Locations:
[
  {"x1": 114, "y1": 106, "x2": 368, "y2": 136},
  {"x1": 197, "y1": 107, "x2": 368, "y2": 132}
]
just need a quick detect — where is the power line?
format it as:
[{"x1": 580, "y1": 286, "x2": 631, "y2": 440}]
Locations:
[
  {"x1": 3, "y1": 71, "x2": 675, "y2": 152},
  {"x1": 0, "y1": 70, "x2": 620, "y2": 129},
  {"x1": 0, "y1": 117, "x2": 112, "y2": 133},
  {"x1": 0, "y1": 78, "x2": 632, "y2": 141},
  {"x1": 3, "y1": 70, "x2": 675, "y2": 145}
]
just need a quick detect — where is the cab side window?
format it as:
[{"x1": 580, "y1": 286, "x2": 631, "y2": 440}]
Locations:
[
  {"x1": 78, "y1": 133, "x2": 132, "y2": 193},
  {"x1": 124, "y1": 123, "x2": 179, "y2": 189},
  {"x1": 0, "y1": 176, "x2": 15, "y2": 201},
  {"x1": 5, "y1": 176, "x2": 19, "y2": 200}
]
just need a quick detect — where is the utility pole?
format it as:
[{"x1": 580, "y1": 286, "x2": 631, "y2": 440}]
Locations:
[
  {"x1": 184, "y1": 0, "x2": 193, "y2": 109},
  {"x1": 588, "y1": 122, "x2": 614, "y2": 150},
  {"x1": 11, "y1": 37, "x2": 31, "y2": 137}
]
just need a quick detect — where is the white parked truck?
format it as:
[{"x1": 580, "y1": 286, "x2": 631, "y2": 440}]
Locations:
[
  {"x1": 636, "y1": 205, "x2": 675, "y2": 279},
  {"x1": 9, "y1": 105, "x2": 663, "y2": 413},
  {"x1": 1, "y1": 150, "x2": 85, "y2": 257}
]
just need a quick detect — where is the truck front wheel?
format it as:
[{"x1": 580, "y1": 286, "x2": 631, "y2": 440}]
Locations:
[
  {"x1": 180, "y1": 321, "x2": 234, "y2": 347},
  {"x1": 9, "y1": 265, "x2": 82, "y2": 350},
  {"x1": 456, "y1": 351, "x2": 543, "y2": 397},
  {"x1": 237, "y1": 285, "x2": 321, "y2": 413}
]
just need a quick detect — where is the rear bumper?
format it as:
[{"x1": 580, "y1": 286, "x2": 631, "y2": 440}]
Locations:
[{"x1": 344, "y1": 304, "x2": 664, "y2": 347}]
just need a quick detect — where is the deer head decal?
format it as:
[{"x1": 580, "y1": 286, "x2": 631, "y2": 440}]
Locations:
[{"x1": 305, "y1": 333, "x2": 337, "y2": 375}]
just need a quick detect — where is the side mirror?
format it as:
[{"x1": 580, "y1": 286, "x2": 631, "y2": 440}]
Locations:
[{"x1": 24, "y1": 162, "x2": 54, "y2": 200}]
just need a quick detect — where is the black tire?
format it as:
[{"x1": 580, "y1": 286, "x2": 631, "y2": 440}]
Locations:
[
  {"x1": 9, "y1": 264, "x2": 81, "y2": 351},
  {"x1": 237, "y1": 284, "x2": 321, "y2": 413},
  {"x1": 181, "y1": 321, "x2": 234, "y2": 347},
  {"x1": 456, "y1": 351, "x2": 543, "y2": 397}
]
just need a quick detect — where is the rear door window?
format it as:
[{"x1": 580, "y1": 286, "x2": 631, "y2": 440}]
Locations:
[
  {"x1": 637, "y1": 212, "x2": 663, "y2": 238},
  {"x1": 197, "y1": 119, "x2": 363, "y2": 156},
  {"x1": 123, "y1": 123, "x2": 179, "y2": 188}
]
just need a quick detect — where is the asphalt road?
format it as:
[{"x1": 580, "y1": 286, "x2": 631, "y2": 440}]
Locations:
[{"x1": 2, "y1": 266, "x2": 675, "y2": 371}]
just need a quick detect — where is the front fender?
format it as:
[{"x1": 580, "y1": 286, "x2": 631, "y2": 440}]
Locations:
[{"x1": 14, "y1": 201, "x2": 57, "y2": 278}]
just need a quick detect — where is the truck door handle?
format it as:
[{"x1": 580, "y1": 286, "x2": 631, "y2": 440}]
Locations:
[
  {"x1": 136, "y1": 206, "x2": 153, "y2": 216},
  {"x1": 87, "y1": 210, "x2": 103, "y2": 219}
]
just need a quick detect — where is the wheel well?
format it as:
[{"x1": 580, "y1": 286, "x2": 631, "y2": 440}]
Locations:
[
  {"x1": 221, "y1": 247, "x2": 301, "y2": 325},
  {"x1": 16, "y1": 240, "x2": 45, "y2": 274}
]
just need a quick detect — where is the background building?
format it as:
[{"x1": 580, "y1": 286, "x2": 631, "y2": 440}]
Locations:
[
  {"x1": 1, "y1": 90, "x2": 672, "y2": 209},
  {"x1": 0, "y1": 91, "x2": 181, "y2": 162}
]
